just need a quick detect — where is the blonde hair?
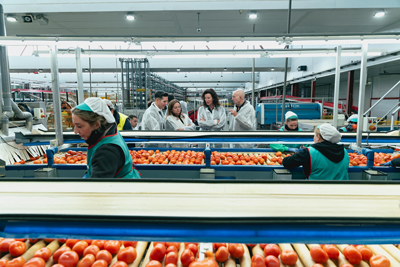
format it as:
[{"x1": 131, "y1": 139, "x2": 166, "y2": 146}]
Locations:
[{"x1": 314, "y1": 127, "x2": 325, "y2": 141}]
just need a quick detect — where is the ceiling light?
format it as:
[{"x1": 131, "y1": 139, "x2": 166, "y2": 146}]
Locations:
[
  {"x1": 249, "y1": 12, "x2": 258, "y2": 19},
  {"x1": 6, "y1": 15, "x2": 17, "y2": 22},
  {"x1": 126, "y1": 13, "x2": 135, "y2": 21},
  {"x1": 177, "y1": 68, "x2": 180, "y2": 72},
  {"x1": 374, "y1": 10, "x2": 385, "y2": 18},
  {"x1": 224, "y1": 68, "x2": 227, "y2": 71},
  {"x1": 271, "y1": 68, "x2": 275, "y2": 71}
]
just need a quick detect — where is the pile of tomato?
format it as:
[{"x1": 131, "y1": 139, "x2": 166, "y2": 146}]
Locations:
[
  {"x1": 374, "y1": 152, "x2": 400, "y2": 166},
  {"x1": 130, "y1": 150, "x2": 205, "y2": 165},
  {"x1": 0, "y1": 238, "x2": 138, "y2": 267},
  {"x1": 210, "y1": 151, "x2": 288, "y2": 166},
  {"x1": 12, "y1": 150, "x2": 87, "y2": 165}
]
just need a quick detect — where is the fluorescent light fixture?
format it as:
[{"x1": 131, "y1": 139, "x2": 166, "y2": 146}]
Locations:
[
  {"x1": 374, "y1": 10, "x2": 385, "y2": 17},
  {"x1": 6, "y1": 15, "x2": 17, "y2": 22},
  {"x1": 126, "y1": 13, "x2": 135, "y2": 21},
  {"x1": 249, "y1": 12, "x2": 258, "y2": 19},
  {"x1": 271, "y1": 68, "x2": 275, "y2": 71},
  {"x1": 177, "y1": 68, "x2": 180, "y2": 71},
  {"x1": 267, "y1": 51, "x2": 382, "y2": 58},
  {"x1": 153, "y1": 54, "x2": 261, "y2": 59}
]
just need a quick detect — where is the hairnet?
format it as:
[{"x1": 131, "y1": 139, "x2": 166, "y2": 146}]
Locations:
[
  {"x1": 347, "y1": 114, "x2": 358, "y2": 123},
  {"x1": 103, "y1": 99, "x2": 115, "y2": 110},
  {"x1": 285, "y1": 111, "x2": 298, "y2": 121},
  {"x1": 76, "y1": 97, "x2": 115, "y2": 123},
  {"x1": 318, "y1": 123, "x2": 341, "y2": 143}
]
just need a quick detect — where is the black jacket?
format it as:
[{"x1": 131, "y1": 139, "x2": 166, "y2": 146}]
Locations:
[
  {"x1": 282, "y1": 141, "x2": 346, "y2": 178},
  {"x1": 392, "y1": 158, "x2": 400, "y2": 167},
  {"x1": 86, "y1": 123, "x2": 126, "y2": 178}
]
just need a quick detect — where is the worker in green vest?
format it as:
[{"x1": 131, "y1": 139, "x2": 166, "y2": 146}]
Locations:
[
  {"x1": 282, "y1": 123, "x2": 349, "y2": 180},
  {"x1": 72, "y1": 97, "x2": 140, "y2": 178},
  {"x1": 103, "y1": 99, "x2": 132, "y2": 131},
  {"x1": 271, "y1": 111, "x2": 305, "y2": 152}
]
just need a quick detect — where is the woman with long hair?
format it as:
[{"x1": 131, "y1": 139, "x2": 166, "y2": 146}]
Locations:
[
  {"x1": 166, "y1": 99, "x2": 195, "y2": 131},
  {"x1": 197, "y1": 88, "x2": 226, "y2": 131},
  {"x1": 72, "y1": 97, "x2": 140, "y2": 178}
]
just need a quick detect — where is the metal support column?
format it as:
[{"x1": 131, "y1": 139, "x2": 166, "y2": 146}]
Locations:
[
  {"x1": 75, "y1": 48, "x2": 85, "y2": 104},
  {"x1": 333, "y1": 46, "x2": 342, "y2": 128},
  {"x1": 346, "y1": 70, "x2": 354, "y2": 115},
  {"x1": 356, "y1": 44, "x2": 368, "y2": 147},
  {"x1": 120, "y1": 59, "x2": 125, "y2": 113},
  {"x1": 311, "y1": 80, "x2": 316, "y2": 102},
  {"x1": 252, "y1": 58, "x2": 255, "y2": 107},
  {"x1": 50, "y1": 46, "x2": 63, "y2": 145}
]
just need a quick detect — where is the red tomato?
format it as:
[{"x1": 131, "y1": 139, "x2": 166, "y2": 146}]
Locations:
[
  {"x1": 165, "y1": 264, "x2": 177, "y2": 267},
  {"x1": 92, "y1": 260, "x2": 108, "y2": 267},
  {"x1": 78, "y1": 254, "x2": 95, "y2": 267},
  {"x1": 111, "y1": 262, "x2": 128, "y2": 267},
  {"x1": 58, "y1": 239, "x2": 67, "y2": 244},
  {"x1": 83, "y1": 245, "x2": 100, "y2": 257},
  {"x1": 356, "y1": 245, "x2": 373, "y2": 261},
  {"x1": 150, "y1": 243, "x2": 166, "y2": 262},
  {"x1": 53, "y1": 247, "x2": 71, "y2": 263},
  {"x1": 165, "y1": 251, "x2": 179, "y2": 265},
  {"x1": 186, "y1": 244, "x2": 198, "y2": 256},
  {"x1": 0, "y1": 259, "x2": 8, "y2": 267},
  {"x1": 370, "y1": 255, "x2": 390, "y2": 267},
  {"x1": 24, "y1": 258, "x2": 45, "y2": 267},
  {"x1": 33, "y1": 247, "x2": 52, "y2": 261},
  {"x1": 264, "y1": 255, "x2": 280, "y2": 267},
  {"x1": 65, "y1": 239, "x2": 80, "y2": 248},
  {"x1": 180, "y1": 249, "x2": 195, "y2": 267},
  {"x1": 44, "y1": 239, "x2": 55, "y2": 243},
  {"x1": 166, "y1": 243, "x2": 180, "y2": 250},
  {"x1": 341, "y1": 264, "x2": 354, "y2": 267},
  {"x1": 72, "y1": 241, "x2": 88, "y2": 256},
  {"x1": 122, "y1": 241, "x2": 138, "y2": 248},
  {"x1": 0, "y1": 239, "x2": 15, "y2": 252},
  {"x1": 343, "y1": 246, "x2": 362, "y2": 265},
  {"x1": 9, "y1": 241, "x2": 27, "y2": 256},
  {"x1": 228, "y1": 244, "x2": 244, "y2": 258},
  {"x1": 188, "y1": 258, "x2": 218, "y2": 267},
  {"x1": 213, "y1": 244, "x2": 227, "y2": 252},
  {"x1": 58, "y1": 251, "x2": 79, "y2": 267},
  {"x1": 215, "y1": 246, "x2": 229, "y2": 263},
  {"x1": 52, "y1": 265, "x2": 65, "y2": 267},
  {"x1": 117, "y1": 246, "x2": 137, "y2": 264},
  {"x1": 259, "y1": 244, "x2": 267, "y2": 249},
  {"x1": 312, "y1": 264, "x2": 324, "y2": 267},
  {"x1": 280, "y1": 250, "x2": 298, "y2": 265},
  {"x1": 310, "y1": 246, "x2": 329, "y2": 264},
  {"x1": 92, "y1": 240, "x2": 106, "y2": 250},
  {"x1": 323, "y1": 245, "x2": 339, "y2": 260},
  {"x1": 251, "y1": 255, "x2": 266, "y2": 267},
  {"x1": 146, "y1": 261, "x2": 162, "y2": 267},
  {"x1": 166, "y1": 246, "x2": 178, "y2": 254},
  {"x1": 247, "y1": 244, "x2": 256, "y2": 247},
  {"x1": 264, "y1": 244, "x2": 280, "y2": 258},
  {"x1": 104, "y1": 241, "x2": 121, "y2": 255},
  {"x1": 153, "y1": 242, "x2": 166, "y2": 247},
  {"x1": 29, "y1": 239, "x2": 39, "y2": 244},
  {"x1": 96, "y1": 250, "x2": 113, "y2": 265},
  {"x1": 5, "y1": 257, "x2": 24, "y2": 267}
]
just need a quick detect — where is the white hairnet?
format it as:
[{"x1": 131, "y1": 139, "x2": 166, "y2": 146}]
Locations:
[
  {"x1": 103, "y1": 99, "x2": 115, "y2": 110},
  {"x1": 77, "y1": 97, "x2": 115, "y2": 124},
  {"x1": 347, "y1": 114, "x2": 358, "y2": 123},
  {"x1": 285, "y1": 111, "x2": 298, "y2": 121},
  {"x1": 319, "y1": 123, "x2": 341, "y2": 143}
]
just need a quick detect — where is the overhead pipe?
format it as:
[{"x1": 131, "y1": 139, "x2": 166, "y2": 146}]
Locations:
[{"x1": 11, "y1": 100, "x2": 32, "y2": 131}]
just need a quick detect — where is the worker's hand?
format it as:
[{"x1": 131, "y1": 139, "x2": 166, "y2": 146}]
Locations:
[
  {"x1": 229, "y1": 109, "x2": 237, "y2": 117},
  {"x1": 381, "y1": 161, "x2": 393, "y2": 167},
  {"x1": 177, "y1": 128, "x2": 184, "y2": 131},
  {"x1": 199, "y1": 117, "x2": 205, "y2": 121}
]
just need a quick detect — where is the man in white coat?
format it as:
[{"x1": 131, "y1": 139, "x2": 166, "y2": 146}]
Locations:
[
  {"x1": 142, "y1": 91, "x2": 168, "y2": 130},
  {"x1": 229, "y1": 89, "x2": 256, "y2": 131}
]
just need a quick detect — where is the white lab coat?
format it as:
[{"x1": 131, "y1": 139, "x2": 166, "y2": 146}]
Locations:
[
  {"x1": 180, "y1": 101, "x2": 188, "y2": 114},
  {"x1": 166, "y1": 114, "x2": 196, "y2": 131},
  {"x1": 229, "y1": 101, "x2": 256, "y2": 131},
  {"x1": 142, "y1": 102, "x2": 166, "y2": 130},
  {"x1": 197, "y1": 106, "x2": 226, "y2": 131}
]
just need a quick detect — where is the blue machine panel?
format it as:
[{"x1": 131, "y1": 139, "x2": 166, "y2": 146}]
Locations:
[{"x1": 256, "y1": 103, "x2": 322, "y2": 125}]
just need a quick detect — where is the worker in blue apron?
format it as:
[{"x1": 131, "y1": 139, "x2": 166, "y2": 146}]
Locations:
[
  {"x1": 282, "y1": 123, "x2": 349, "y2": 180},
  {"x1": 270, "y1": 111, "x2": 306, "y2": 152},
  {"x1": 72, "y1": 97, "x2": 140, "y2": 178},
  {"x1": 339, "y1": 114, "x2": 358, "y2": 132}
]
